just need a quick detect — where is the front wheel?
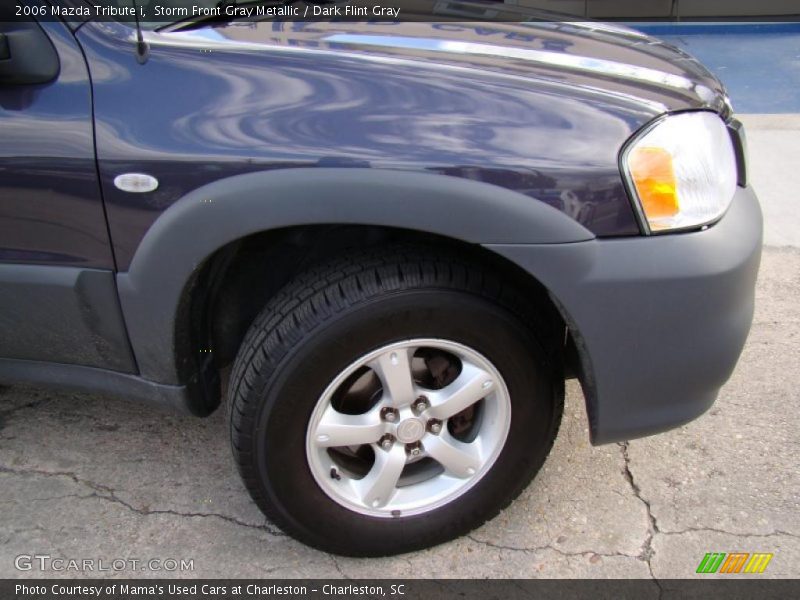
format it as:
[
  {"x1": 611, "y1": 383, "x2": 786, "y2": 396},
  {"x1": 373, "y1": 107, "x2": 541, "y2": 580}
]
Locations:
[{"x1": 228, "y1": 248, "x2": 563, "y2": 556}]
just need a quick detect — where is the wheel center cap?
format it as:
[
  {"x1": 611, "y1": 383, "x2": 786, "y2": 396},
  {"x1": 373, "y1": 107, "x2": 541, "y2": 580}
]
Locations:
[{"x1": 396, "y1": 418, "x2": 425, "y2": 443}]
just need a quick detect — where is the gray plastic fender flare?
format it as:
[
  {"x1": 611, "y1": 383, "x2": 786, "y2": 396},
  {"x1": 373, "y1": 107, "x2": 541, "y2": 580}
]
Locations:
[{"x1": 116, "y1": 168, "x2": 595, "y2": 384}]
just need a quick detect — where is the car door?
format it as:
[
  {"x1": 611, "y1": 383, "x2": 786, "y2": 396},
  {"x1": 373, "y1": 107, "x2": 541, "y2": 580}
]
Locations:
[{"x1": 0, "y1": 14, "x2": 135, "y2": 373}]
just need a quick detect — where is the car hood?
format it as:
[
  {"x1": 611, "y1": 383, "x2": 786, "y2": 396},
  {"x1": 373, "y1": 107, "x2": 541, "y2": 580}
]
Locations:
[{"x1": 157, "y1": 20, "x2": 729, "y2": 116}]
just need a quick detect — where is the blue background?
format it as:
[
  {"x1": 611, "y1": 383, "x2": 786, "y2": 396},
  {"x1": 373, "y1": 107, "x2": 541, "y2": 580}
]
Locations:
[{"x1": 634, "y1": 23, "x2": 800, "y2": 114}]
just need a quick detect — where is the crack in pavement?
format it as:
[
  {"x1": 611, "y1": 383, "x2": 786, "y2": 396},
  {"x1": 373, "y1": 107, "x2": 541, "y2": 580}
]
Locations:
[
  {"x1": 83, "y1": 492, "x2": 286, "y2": 538},
  {"x1": 0, "y1": 465, "x2": 115, "y2": 494},
  {"x1": 612, "y1": 439, "x2": 798, "y2": 589},
  {"x1": 0, "y1": 465, "x2": 285, "y2": 537},
  {"x1": 326, "y1": 555, "x2": 413, "y2": 580},
  {"x1": 330, "y1": 555, "x2": 353, "y2": 580},
  {"x1": 659, "y1": 526, "x2": 800, "y2": 539},
  {"x1": 0, "y1": 397, "x2": 52, "y2": 431},
  {"x1": 619, "y1": 442, "x2": 663, "y2": 598},
  {"x1": 466, "y1": 534, "x2": 639, "y2": 561}
]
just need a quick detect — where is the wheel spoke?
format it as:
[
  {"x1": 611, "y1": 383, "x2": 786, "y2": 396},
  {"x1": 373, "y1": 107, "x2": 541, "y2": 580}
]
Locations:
[
  {"x1": 425, "y1": 432, "x2": 481, "y2": 479},
  {"x1": 425, "y1": 363, "x2": 493, "y2": 420},
  {"x1": 370, "y1": 347, "x2": 416, "y2": 408},
  {"x1": 356, "y1": 444, "x2": 406, "y2": 508},
  {"x1": 313, "y1": 407, "x2": 385, "y2": 448}
]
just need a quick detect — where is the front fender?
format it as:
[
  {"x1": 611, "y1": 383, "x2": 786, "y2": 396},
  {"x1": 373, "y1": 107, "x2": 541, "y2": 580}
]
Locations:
[
  {"x1": 117, "y1": 168, "x2": 594, "y2": 384},
  {"x1": 488, "y1": 186, "x2": 762, "y2": 444}
]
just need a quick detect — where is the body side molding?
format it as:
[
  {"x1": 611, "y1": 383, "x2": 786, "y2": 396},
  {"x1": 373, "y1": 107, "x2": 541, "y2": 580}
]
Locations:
[
  {"x1": 0, "y1": 265, "x2": 135, "y2": 372},
  {"x1": 0, "y1": 358, "x2": 195, "y2": 414}
]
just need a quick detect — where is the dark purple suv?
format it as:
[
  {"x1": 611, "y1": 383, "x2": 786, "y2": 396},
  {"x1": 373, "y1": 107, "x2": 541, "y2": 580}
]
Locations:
[{"x1": 0, "y1": 1, "x2": 761, "y2": 556}]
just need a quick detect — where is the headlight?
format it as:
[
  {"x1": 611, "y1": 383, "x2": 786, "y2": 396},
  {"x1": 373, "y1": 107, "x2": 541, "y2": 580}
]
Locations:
[{"x1": 622, "y1": 111, "x2": 738, "y2": 233}]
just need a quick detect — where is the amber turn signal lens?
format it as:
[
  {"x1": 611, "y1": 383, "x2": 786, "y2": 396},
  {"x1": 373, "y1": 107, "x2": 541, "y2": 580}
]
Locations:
[
  {"x1": 623, "y1": 112, "x2": 738, "y2": 232},
  {"x1": 628, "y1": 146, "x2": 679, "y2": 227}
]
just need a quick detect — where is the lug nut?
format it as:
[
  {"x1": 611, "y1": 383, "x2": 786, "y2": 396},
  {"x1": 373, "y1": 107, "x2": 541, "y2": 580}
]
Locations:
[
  {"x1": 381, "y1": 407, "x2": 398, "y2": 422},
  {"x1": 428, "y1": 420, "x2": 442, "y2": 435},
  {"x1": 413, "y1": 396, "x2": 429, "y2": 414},
  {"x1": 406, "y1": 442, "x2": 422, "y2": 458},
  {"x1": 379, "y1": 434, "x2": 394, "y2": 451}
]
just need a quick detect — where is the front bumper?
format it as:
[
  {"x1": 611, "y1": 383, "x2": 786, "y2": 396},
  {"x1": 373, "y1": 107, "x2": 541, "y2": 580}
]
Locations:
[{"x1": 487, "y1": 185, "x2": 763, "y2": 444}]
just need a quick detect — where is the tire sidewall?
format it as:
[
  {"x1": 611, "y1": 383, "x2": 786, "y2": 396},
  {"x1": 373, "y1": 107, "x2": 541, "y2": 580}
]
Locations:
[{"x1": 246, "y1": 289, "x2": 558, "y2": 555}]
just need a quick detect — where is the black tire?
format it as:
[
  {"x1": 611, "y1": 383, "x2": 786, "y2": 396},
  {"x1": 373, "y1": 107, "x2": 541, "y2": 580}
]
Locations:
[{"x1": 228, "y1": 246, "x2": 563, "y2": 556}]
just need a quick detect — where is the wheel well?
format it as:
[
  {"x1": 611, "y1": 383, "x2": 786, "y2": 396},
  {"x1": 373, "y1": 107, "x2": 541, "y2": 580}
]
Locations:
[{"x1": 179, "y1": 225, "x2": 570, "y2": 414}]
